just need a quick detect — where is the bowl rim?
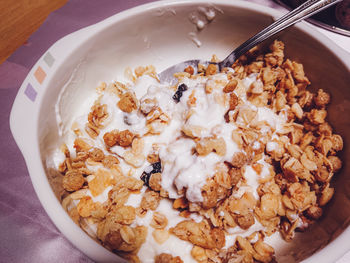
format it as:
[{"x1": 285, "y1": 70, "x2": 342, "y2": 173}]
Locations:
[{"x1": 9, "y1": 0, "x2": 350, "y2": 262}]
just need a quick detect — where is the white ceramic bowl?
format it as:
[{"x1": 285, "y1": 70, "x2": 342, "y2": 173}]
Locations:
[{"x1": 10, "y1": 0, "x2": 350, "y2": 262}]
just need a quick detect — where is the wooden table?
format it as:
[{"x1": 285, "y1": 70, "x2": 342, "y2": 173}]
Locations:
[{"x1": 0, "y1": 0, "x2": 67, "y2": 64}]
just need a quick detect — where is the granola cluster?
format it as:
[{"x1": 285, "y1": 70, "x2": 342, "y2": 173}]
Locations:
[{"x1": 55, "y1": 40, "x2": 343, "y2": 263}]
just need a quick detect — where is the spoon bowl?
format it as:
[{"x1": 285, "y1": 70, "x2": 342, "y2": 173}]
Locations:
[{"x1": 158, "y1": 0, "x2": 342, "y2": 85}]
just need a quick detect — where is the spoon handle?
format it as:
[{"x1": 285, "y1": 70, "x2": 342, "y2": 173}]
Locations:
[{"x1": 220, "y1": 0, "x2": 343, "y2": 68}]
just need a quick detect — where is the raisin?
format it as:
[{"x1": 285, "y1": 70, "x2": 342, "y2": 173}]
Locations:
[
  {"x1": 152, "y1": 161, "x2": 162, "y2": 173},
  {"x1": 141, "y1": 161, "x2": 162, "y2": 187},
  {"x1": 173, "y1": 84, "x2": 188, "y2": 103}
]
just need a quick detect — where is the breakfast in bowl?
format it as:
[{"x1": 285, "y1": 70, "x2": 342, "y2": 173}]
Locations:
[
  {"x1": 51, "y1": 40, "x2": 343, "y2": 263},
  {"x1": 10, "y1": 1, "x2": 350, "y2": 262}
]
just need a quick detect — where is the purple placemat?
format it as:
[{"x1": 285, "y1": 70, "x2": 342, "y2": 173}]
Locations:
[
  {"x1": 9, "y1": 1, "x2": 349, "y2": 263},
  {"x1": 0, "y1": 1, "x2": 156, "y2": 262}
]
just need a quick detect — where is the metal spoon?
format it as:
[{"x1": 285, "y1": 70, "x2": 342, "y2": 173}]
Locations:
[{"x1": 158, "y1": 0, "x2": 342, "y2": 85}]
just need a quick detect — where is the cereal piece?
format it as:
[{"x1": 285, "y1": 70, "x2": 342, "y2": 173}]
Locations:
[
  {"x1": 314, "y1": 166, "x2": 329, "y2": 182},
  {"x1": 74, "y1": 138, "x2": 92, "y2": 152},
  {"x1": 134, "y1": 65, "x2": 157, "y2": 78},
  {"x1": 265, "y1": 40, "x2": 285, "y2": 66},
  {"x1": 146, "y1": 107, "x2": 162, "y2": 124},
  {"x1": 214, "y1": 166, "x2": 232, "y2": 190},
  {"x1": 196, "y1": 137, "x2": 226, "y2": 157},
  {"x1": 305, "y1": 205, "x2": 323, "y2": 220},
  {"x1": 307, "y1": 109, "x2": 327, "y2": 125},
  {"x1": 71, "y1": 159, "x2": 86, "y2": 169},
  {"x1": 280, "y1": 220, "x2": 297, "y2": 242},
  {"x1": 261, "y1": 67, "x2": 278, "y2": 87},
  {"x1": 105, "y1": 225, "x2": 147, "y2": 252},
  {"x1": 107, "y1": 81, "x2": 127, "y2": 97},
  {"x1": 249, "y1": 80, "x2": 264, "y2": 95},
  {"x1": 331, "y1": 134, "x2": 343, "y2": 152},
  {"x1": 319, "y1": 186, "x2": 334, "y2": 206},
  {"x1": 314, "y1": 89, "x2": 330, "y2": 107},
  {"x1": 236, "y1": 105, "x2": 257, "y2": 125},
  {"x1": 103, "y1": 129, "x2": 135, "y2": 148},
  {"x1": 282, "y1": 194, "x2": 294, "y2": 210},
  {"x1": 123, "y1": 151, "x2": 145, "y2": 168},
  {"x1": 223, "y1": 79, "x2": 238, "y2": 93},
  {"x1": 184, "y1": 65, "x2": 194, "y2": 75},
  {"x1": 258, "y1": 193, "x2": 279, "y2": 219},
  {"x1": 315, "y1": 136, "x2": 333, "y2": 156},
  {"x1": 291, "y1": 103, "x2": 303, "y2": 119},
  {"x1": 89, "y1": 169, "x2": 114, "y2": 197},
  {"x1": 89, "y1": 148, "x2": 105, "y2": 162},
  {"x1": 205, "y1": 80, "x2": 215, "y2": 94},
  {"x1": 298, "y1": 91, "x2": 314, "y2": 108},
  {"x1": 77, "y1": 196, "x2": 95, "y2": 217},
  {"x1": 235, "y1": 213, "x2": 255, "y2": 230},
  {"x1": 291, "y1": 61, "x2": 310, "y2": 84},
  {"x1": 115, "y1": 175, "x2": 144, "y2": 191},
  {"x1": 236, "y1": 236, "x2": 255, "y2": 255},
  {"x1": 170, "y1": 220, "x2": 225, "y2": 249},
  {"x1": 187, "y1": 90, "x2": 197, "y2": 107},
  {"x1": 147, "y1": 153, "x2": 160, "y2": 164},
  {"x1": 130, "y1": 138, "x2": 144, "y2": 156},
  {"x1": 191, "y1": 246, "x2": 208, "y2": 262},
  {"x1": 103, "y1": 130, "x2": 119, "y2": 147},
  {"x1": 228, "y1": 167, "x2": 242, "y2": 185},
  {"x1": 141, "y1": 162, "x2": 161, "y2": 187},
  {"x1": 247, "y1": 61, "x2": 264, "y2": 74},
  {"x1": 205, "y1": 64, "x2": 217, "y2": 76},
  {"x1": 231, "y1": 130, "x2": 243, "y2": 149},
  {"x1": 152, "y1": 229, "x2": 170, "y2": 244},
  {"x1": 118, "y1": 130, "x2": 135, "y2": 147},
  {"x1": 140, "y1": 98, "x2": 158, "y2": 114},
  {"x1": 88, "y1": 103, "x2": 109, "y2": 128},
  {"x1": 300, "y1": 132, "x2": 314, "y2": 150},
  {"x1": 266, "y1": 141, "x2": 284, "y2": 161},
  {"x1": 112, "y1": 206, "x2": 136, "y2": 225},
  {"x1": 62, "y1": 170, "x2": 85, "y2": 192},
  {"x1": 109, "y1": 186, "x2": 131, "y2": 209},
  {"x1": 289, "y1": 127, "x2": 304, "y2": 144},
  {"x1": 328, "y1": 156, "x2": 342, "y2": 172},
  {"x1": 182, "y1": 124, "x2": 206, "y2": 138},
  {"x1": 120, "y1": 225, "x2": 136, "y2": 244},
  {"x1": 86, "y1": 124, "x2": 99, "y2": 140},
  {"x1": 318, "y1": 122, "x2": 333, "y2": 136},
  {"x1": 150, "y1": 212, "x2": 168, "y2": 229},
  {"x1": 229, "y1": 192, "x2": 257, "y2": 215},
  {"x1": 201, "y1": 179, "x2": 220, "y2": 209},
  {"x1": 275, "y1": 91, "x2": 287, "y2": 112},
  {"x1": 179, "y1": 210, "x2": 191, "y2": 218},
  {"x1": 155, "y1": 253, "x2": 183, "y2": 263},
  {"x1": 148, "y1": 172, "x2": 162, "y2": 192},
  {"x1": 173, "y1": 197, "x2": 188, "y2": 210},
  {"x1": 229, "y1": 92, "x2": 239, "y2": 110},
  {"x1": 148, "y1": 119, "x2": 169, "y2": 135},
  {"x1": 282, "y1": 157, "x2": 304, "y2": 182},
  {"x1": 60, "y1": 143, "x2": 70, "y2": 158},
  {"x1": 300, "y1": 153, "x2": 317, "y2": 171},
  {"x1": 253, "y1": 240, "x2": 275, "y2": 263},
  {"x1": 117, "y1": 91, "x2": 138, "y2": 113},
  {"x1": 102, "y1": 155, "x2": 120, "y2": 169},
  {"x1": 195, "y1": 138, "x2": 212, "y2": 156},
  {"x1": 231, "y1": 152, "x2": 248, "y2": 168},
  {"x1": 140, "y1": 190, "x2": 161, "y2": 211},
  {"x1": 287, "y1": 182, "x2": 316, "y2": 211},
  {"x1": 90, "y1": 203, "x2": 108, "y2": 219}
]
